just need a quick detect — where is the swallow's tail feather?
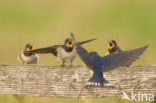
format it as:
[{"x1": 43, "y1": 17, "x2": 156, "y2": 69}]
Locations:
[
  {"x1": 84, "y1": 72, "x2": 114, "y2": 88},
  {"x1": 78, "y1": 72, "x2": 115, "y2": 97}
]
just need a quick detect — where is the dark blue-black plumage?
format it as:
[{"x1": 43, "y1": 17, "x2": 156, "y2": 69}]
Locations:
[{"x1": 75, "y1": 43, "x2": 148, "y2": 88}]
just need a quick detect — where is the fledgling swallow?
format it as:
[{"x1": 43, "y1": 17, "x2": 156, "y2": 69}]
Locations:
[
  {"x1": 91, "y1": 40, "x2": 122, "y2": 75},
  {"x1": 29, "y1": 33, "x2": 96, "y2": 66},
  {"x1": 105, "y1": 40, "x2": 122, "y2": 55},
  {"x1": 17, "y1": 43, "x2": 39, "y2": 64},
  {"x1": 75, "y1": 42, "x2": 148, "y2": 96}
]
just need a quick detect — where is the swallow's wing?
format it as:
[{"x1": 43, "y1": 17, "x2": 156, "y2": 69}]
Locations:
[
  {"x1": 17, "y1": 55, "x2": 23, "y2": 63},
  {"x1": 30, "y1": 45, "x2": 62, "y2": 56},
  {"x1": 78, "y1": 38, "x2": 97, "y2": 45},
  {"x1": 101, "y1": 45, "x2": 148, "y2": 72},
  {"x1": 76, "y1": 43, "x2": 115, "y2": 90},
  {"x1": 75, "y1": 43, "x2": 94, "y2": 70},
  {"x1": 117, "y1": 46, "x2": 122, "y2": 52},
  {"x1": 70, "y1": 32, "x2": 96, "y2": 45}
]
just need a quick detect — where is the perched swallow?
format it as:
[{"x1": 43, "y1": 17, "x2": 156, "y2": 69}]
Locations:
[
  {"x1": 17, "y1": 43, "x2": 39, "y2": 64},
  {"x1": 75, "y1": 42, "x2": 148, "y2": 96},
  {"x1": 30, "y1": 36, "x2": 96, "y2": 66},
  {"x1": 105, "y1": 40, "x2": 122, "y2": 55}
]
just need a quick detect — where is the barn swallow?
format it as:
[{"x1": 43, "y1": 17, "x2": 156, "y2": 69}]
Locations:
[
  {"x1": 17, "y1": 43, "x2": 39, "y2": 64},
  {"x1": 29, "y1": 34, "x2": 96, "y2": 66},
  {"x1": 88, "y1": 39, "x2": 123, "y2": 76},
  {"x1": 105, "y1": 40, "x2": 122, "y2": 55},
  {"x1": 75, "y1": 43, "x2": 148, "y2": 96}
]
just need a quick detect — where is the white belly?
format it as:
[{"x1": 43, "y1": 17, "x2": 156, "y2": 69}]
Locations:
[
  {"x1": 56, "y1": 47, "x2": 77, "y2": 63},
  {"x1": 17, "y1": 51, "x2": 39, "y2": 64}
]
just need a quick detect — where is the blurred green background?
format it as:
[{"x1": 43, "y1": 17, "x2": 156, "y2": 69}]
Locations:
[{"x1": 0, "y1": 0, "x2": 155, "y2": 103}]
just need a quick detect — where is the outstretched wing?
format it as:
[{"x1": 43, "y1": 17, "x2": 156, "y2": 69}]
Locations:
[
  {"x1": 78, "y1": 38, "x2": 97, "y2": 45},
  {"x1": 101, "y1": 45, "x2": 148, "y2": 72},
  {"x1": 30, "y1": 45, "x2": 62, "y2": 56},
  {"x1": 70, "y1": 32, "x2": 97, "y2": 45},
  {"x1": 75, "y1": 43, "x2": 94, "y2": 70}
]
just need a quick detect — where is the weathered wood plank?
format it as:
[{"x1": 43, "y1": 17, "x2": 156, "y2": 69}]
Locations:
[{"x1": 0, "y1": 64, "x2": 155, "y2": 98}]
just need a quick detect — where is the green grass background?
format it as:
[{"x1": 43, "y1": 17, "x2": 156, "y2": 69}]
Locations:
[{"x1": 0, "y1": 0, "x2": 155, "y2": 103}]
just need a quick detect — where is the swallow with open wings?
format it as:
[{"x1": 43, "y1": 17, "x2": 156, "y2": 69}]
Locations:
[
  {"x1": 29, "y1": 33, "x2": 96, "y2": 66},
  {"x1": 75, "y1": 41, "x2": 148, "y2": 97}
]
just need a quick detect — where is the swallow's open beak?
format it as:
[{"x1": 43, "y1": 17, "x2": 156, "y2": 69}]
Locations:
[
  {"x1": 67, "y1": 40, "x2": 73, "y2": 48},
  {"x1": 108, "y1": 41, "x2": 114, "y2": 49},
  {"x1": 29, "y1": 45, "x2": 34, "y2": 51},
  {"x1": 68, "y1": 40, "x2": 73, "y2": 48}
]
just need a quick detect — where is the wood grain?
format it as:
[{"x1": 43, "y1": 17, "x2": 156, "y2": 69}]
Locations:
[{"x1": 0, "y1": 64, "x2": 155, "y2": 98}]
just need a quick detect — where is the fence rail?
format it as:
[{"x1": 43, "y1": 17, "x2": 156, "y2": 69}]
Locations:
[{"x1": 0, "y1": 64, "x2": 155, "y2": 98}]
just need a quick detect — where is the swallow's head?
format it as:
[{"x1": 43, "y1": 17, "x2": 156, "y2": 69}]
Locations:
[
  {"x1": 108, "y1": 40, "x2": 117, "y2": 49},
  {"x1": 25, "y1": 43, "x2": 34, "y2": 52},
  {"x1": 65, "y1": 38, "x2": 73, "y2": 48},
  {"x1": 64, "y1": 38, "x2": 74, "y2": 52}
]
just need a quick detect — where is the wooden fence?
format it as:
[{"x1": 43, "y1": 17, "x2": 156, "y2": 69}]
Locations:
[{"x1": 0, "y1": 64, "x2": 155, "y2": 99}]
